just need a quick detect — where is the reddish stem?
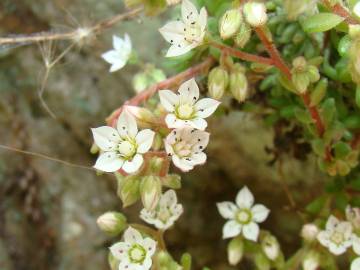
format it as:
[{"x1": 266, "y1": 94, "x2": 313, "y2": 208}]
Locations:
[
  {"x1": 254, "y1": 27, "x2": 327, "y2": 140},
  {"x1": 351, "y1": 132, "x2": 360, "y2": 149},
  {"x1": 323, "y1": 0, "x2": 359, "y2": 25},
  {"x1": 211, "y1": 42, "x2": 274, "y2": 66},
  {"x1": 106, "y1": 57, "x2": 215, "y2": 126}
]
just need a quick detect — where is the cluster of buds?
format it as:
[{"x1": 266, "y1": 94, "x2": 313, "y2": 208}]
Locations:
[
  {"x1": 291, "y1": 56, "x2": 320, "y2": 94},
  {"x1": 208, "y1": 62, "x2": 249, "y2": 103}
]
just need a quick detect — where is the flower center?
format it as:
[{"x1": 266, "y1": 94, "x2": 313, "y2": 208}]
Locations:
[
  {"x1": 330, "y1": 231, "x2": 345, "y2": 246},
  {"x1": 118, "y1": 140, "x2": 136, "y2": 158},
  {"x1": 173, "y1": 141, "x2": 192, "y2": 157},
  {"x1": 236, "y1": 209, "x2": 252, "y2": 224},
  {"x1": 158, "y1": 207, "x2": 172, "y2": 224},
  {"x1": 184, "y1": 25, "x2": 202, "y2": 43},
  {"x1": 128, "y1": 244, "x2": 146, "y2": 264},
  {"x1": 176, "y1": 104, "x2": 194, "y2": 119}
]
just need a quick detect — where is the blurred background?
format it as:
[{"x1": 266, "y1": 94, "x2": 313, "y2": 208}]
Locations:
[{"x1": 0, "y1": 1, "x2": 329, "y2": 269}]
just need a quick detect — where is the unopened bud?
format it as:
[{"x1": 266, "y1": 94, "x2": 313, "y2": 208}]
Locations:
[
  {"x1": 346, "y1": 205, "x2": 360, "y2": 230},
  {"x1": 229, "y1": 68, "x2": 249, "y2": 102},
  {"x1": 254, "y1": 252, "x2": 271, "y2": 270},
  {"x1": 301, "y1": 223, "x2": 319, "y2": 242},
  {"x1": 234, "y1": 23, "x2": 252, "y2": 48},
  {"x1": 140, "y1": 175, "x2": 162, "y2": 211},
  {"x1": 302, "y1": 250, "x2": 320, "y2": 270},
  {"x1": 125, "y1": 105, "x2": 157, "y2": 128},
  {"x1": 243, "y1": 2, "x2": 268, "y2": 27},
  {"x1": 261, "y1": 234, "x2": 280, "y2": 261},
  {"x1": 118, "y1": 175, "x2": 141, "y2": 207},
  {"x1": 150, "y1": 68, "x2": 166, "y2": 83},
  {"x1": 291, "y1": 56, "x2": 319, "y2": 94},
  {"x1": 162, "y1": 174, "x2": 182, "y2": 189},
  {"x1": 133, "y1": 73, "x2": 149, "y2": 93},
  {"x1": 219, "y1": 9, "x2": 243, "y2": 40},
  {"x1": 90, "y1": 143, "x2": 99, "y2": 154},
  {"x1": 97, "y1": 212, "x2": 127, "y2": 235},
  {"x1": 227, "y1": 237, "x2": 244, "y2": 266},
  {"x1": 208, "y1": 67, "x2": 229, "y2": 100}
]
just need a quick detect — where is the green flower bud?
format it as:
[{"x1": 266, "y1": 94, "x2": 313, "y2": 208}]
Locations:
[
  {"x1": 133, "y1": 73, "x2": 149, "y2": 93},
  {"x1": 243, "y1": 2, "x2": 268, "y2": 27},
  {"x1": 152, "y1": 133, "x2": 163, "y2": 151},
  {"x1": 140, "y1": 175, "x2": 162, "y2": 211},
  {"x1": 302, "y1": 250, "x2": 320, "y2": 270},
  {"x1": 219, "y1": 9, "x2": 243, "y2": 40},
  {"x1": 254, "y1": 252, "x2": 271, "y2": 270},
  {"x1": 234, "y1": 23, "x2": 252, "y2": 48},
  {"x1": 208, "y1": 67, "x2": 229, "y2": 100},
  {"x1": 97, "y1": 211, "x2": 127, "y2": 236},
  {"x1": 125, "y1": 105, "x2": 157, "y2": 128},
  {"x1": 261, "y1": 234, "x2": 280, "y2": 261},
  {"x1": 227, "y1": 237, "x2": 244, "y2": 266},
  {"x1": 162, "y1": 174, "x2": 182, "y2": 189},
  {"x1": 229, "y1": 68, "x2": 249, "y2": 102},
  {"x1": 150, "y1": 68, "x2": 167, "y2": 83},
  {"x1": 291, "y1": 56, "x2": 320, "y2": 94},
  {"x1": 117, "y1": 175, "x2": 141, "y2": 207},
  {"x1": 181, "y1": 253, "x2": 192, "y2": 270},
  {"x1": 90, "y1": 143, "x2": 99, "y2": 154}
]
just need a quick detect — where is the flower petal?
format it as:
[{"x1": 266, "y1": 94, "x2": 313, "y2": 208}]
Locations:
[
  {"x1": 124, "y1": 227, "x2": 143, "y2": 244},
  {"x1": 223, "y1": 220, "x2": 242, "y2": 239},
  {"x1": 165, "y1": 42, "x2": 195, "y2": 57},
  {"x1": 190, "y1": 152, "x2": 207, "y2": 165},
  {"x1": 195, "y1": 98, "x2": 221, "y2": 118},
  {"x1": 317, "y1": 231, "x2": 330, "y2": 247},
  {"x1": 243, "y1": 222, "x2": 260, "y2": 242},
  {"x1": 198, "y1": 7, "x2": 208, "y2": 31},
  {"x1": 191, "y1": 129, "x2": 210, "y2": 148},
  {"x1": 353, "y1": 235, "x2": 360, "y2": 255},
  {"x1": 109, "y1": 242, "x2": 130, "y2": 260},
  {"x1": 122, "y1": 154, "x2": 143, "y2": 173},
  {"x1": 117, "y1": 111, "x2": 138, "y2": 138},
  {"x1": 160, "y1": 189, "x2": 178, "y2": 207},
  {"x1": 94, "y1": 152, "x2": 124, "y2": 172},
  {"x1": 136, "y1": 129, "x2": 155, "y2": 154},
  {"x1": 159, "y1": 90, "x2": 179, "y2": 112},
  {"x1": 109, "y1": 62, "x2": 126, "y2": 72},
  {"x1": 189, "y1": 117, "x2": 207, "y2": 130},
  {"x1": 328, "y1": 242, "x2": 347, "y2": 255},
  {"x1": 102, "y1": 50, "x2": 119, "y2": 64},
  {"x1": 182, "y1": 0, "x2": 199, "y2": 25},
  {"x1": 159, "y1": 21, "x2": 186, "y2": 44},
  {"x1": 236, "y1": 186, "x2": 254, "y2": 209},
  {"x1": 326, "y1": 215, "x2": 340, "y2": 230},
  {"x1": 165, "y1": 114, "x2": 188, "y2": 129},
  {"x1": 351, "y1": 257, "x2": 360, "y2": 270},
  {"x1": 172, "y1": 155, "x2": 194, "y2": 172},
  {"x1": 91, "y1": 126, "x2": 120, "y2": 151},
  {"x1": 178, "y1": 78, "x2": 200, "y2": 104},
  {"x1": 113, "y1": 35, "x2": 125, "y2": 51},
  {"x1": 217, "y1": 202, "x2": 238, "y2": 219},
  {"x1": 251, "y1": 204, "x2": 270, "y2": 223},
  {"x1": 142, "y1": 237, "x2": 157, "y2": 257},
  {"x1": 118, "y1": 258, "x2": 132, "y2": 270}
]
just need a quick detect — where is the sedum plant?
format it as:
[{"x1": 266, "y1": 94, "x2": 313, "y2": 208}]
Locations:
[{"x1": 83, "y1": 0, "x2": 360, "y2": 269}]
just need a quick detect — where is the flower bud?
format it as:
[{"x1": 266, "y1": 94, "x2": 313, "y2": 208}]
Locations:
[
  {"x1": 117, "y1": 175, "x2": 141, "y2": 207},
  {"x1": 243, "y1": 2, "x2": 268, "y2": 27},
  {"x1": 302, "y1": 250, "x2": 320, "y2": 270},
  {"x1": 162, "y1": 174, "x2": 182, "y2": 189},
  {"x1": 208, "y1": 67, "x2": 229, "y2": 100},
  {"x1": 291, "y1": 56, "x2": 320, "y2": 94},
  {"x1": 254, "y1": 252, "x2": 271, "y2": 270},
  {"x1": 219, "y1": 9, "x2": 243, "y2": 40},
  {"x1": 234, "y1": 23, "x2": 252, "y2": 48},
  {"x1": 227, "y1": 237, "x2": 244, "y2": 266},
  {"x1": 125, "y1": 105, "x2": 157, "y2": 128},
  {"x1": 346, "y1": 205, "x2": 360, "y2": 230},
  {"x1": 140, "y1": 175, "x2": 162, "y2": 211},
  {"x1": 301, "y1": 223, "x2": 319, "y2": 242},
  {"x1": 261, "y1": 234, "x2": 280, "y2": 261},
  {"x1": 229, "y1": 67, "x2": 249, "y2": 102},
  {"x1": 97, "y1": 212, "x2": 127, "y2": 236},
  {"x1": 133, "y1": 73, "x2": 149, "y2": 93}
]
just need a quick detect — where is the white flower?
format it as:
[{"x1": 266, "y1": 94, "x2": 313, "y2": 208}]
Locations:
[
  {"x1": 159, "y1": 0, "x2": 207, "y2": 57},
  {"x1": 91, "y1": 111, "x2": 155, "y2": 173},
  {"x1": 316, "y1": 215, "x2": 353, "y2": 255},
  {"x1": 217, "y1": 186, "x2": 270, "y2": 241},
  {"x1": 159, "y1": 78, "x2": 220, "y2": 130},
  {"x1": 351, "y1": 257, "x2": 360, "y2": 270},
  {"x1": 140, "y1": 189, "x2": 183, "y2": 230},
  {"x1": 110, "y1": 227, "x2": 156, "y2": 270},
  {"x1": 102, "y1": 34, "x2": 132, "y2": 72},
  {"x1": 164, "y1": 127, "x2": 209, "y2": 172}
]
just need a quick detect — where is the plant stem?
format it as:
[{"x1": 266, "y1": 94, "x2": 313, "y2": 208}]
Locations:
[
  {"x1": 322, "y1": 0, "x2": 359, "y2": 25},
  {"x1": 106, "y1": 57, "x2": 216, "y2": 126}
]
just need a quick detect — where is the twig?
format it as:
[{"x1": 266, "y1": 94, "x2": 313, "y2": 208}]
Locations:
[
  {"x1": 0, "y1": 7, "x2": 143, "y2": 46},
  {"x1": 106, "y1": 57, "x2": 216, "y2": 126},
  {"x1": 322, "y1": 0, "x2": 359, "y2": 25},
  {"x1": 0, "y1": 144, "x2": 95, "y2": 171}
]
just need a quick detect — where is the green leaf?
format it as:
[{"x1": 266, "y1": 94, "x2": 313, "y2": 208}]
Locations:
[
  {"x1": 356, "y1": 86, "x2": 360, "y2": 109},
  {"x1": 312, "y1": 139, "x2": 325, "y2": 156},
  {"x1": 350, "y1": 177, "x2": 360, "y2": 191},
  {"x1": 333, "y1": 141, "x2": 351, "y2": 159},
  {"x1": 295, "y1": 108, "x2": 313, "y2": 124},
  {"x1": 306, "y1": 195, "x2": 327, "y2": 215},
  {"x1": 321, "y1": 98, "x2": 336, "y2": 127},
  {"x1": 301, "y1": 13, "x2": 345, "y2": 33},
  {"x1": 181, "y1": 253, "x2": 192, "y2": 270},
  {"x1": 335, "y1": 192, "x2": 349, "y2": 210},
  {"x1": 310, "y1": 78, "x2": 328, "y2": 106}
]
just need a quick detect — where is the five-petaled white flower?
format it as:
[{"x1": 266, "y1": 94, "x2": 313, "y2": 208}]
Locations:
[
  {"x1": 140, "y1": 189, "x2": 183, "y2": 230},
  {"x1": 102, "y1": 34, "x2": 132, "y2": 72},
  {"x1": 159, "y1": 0, "x2": 207, "y2": 57},
  {"x1": 217, "y1": 186, "x2": 270, "y2": 242},
  {"x1": 159, "y1": 78, "x2": 220, "y2": 130},
  {"x1": 91, "y1": 111, "x2": 155, "y2": 173},
  {"x1": 317, "y1": 215, "x2": 353, "y2": 255},
  {"x1": 110, "y1": 227, "x2": 156, "y2": 270},
  {"x1": 165, "y1": 127, "x2": 209, "y2": 172}
]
